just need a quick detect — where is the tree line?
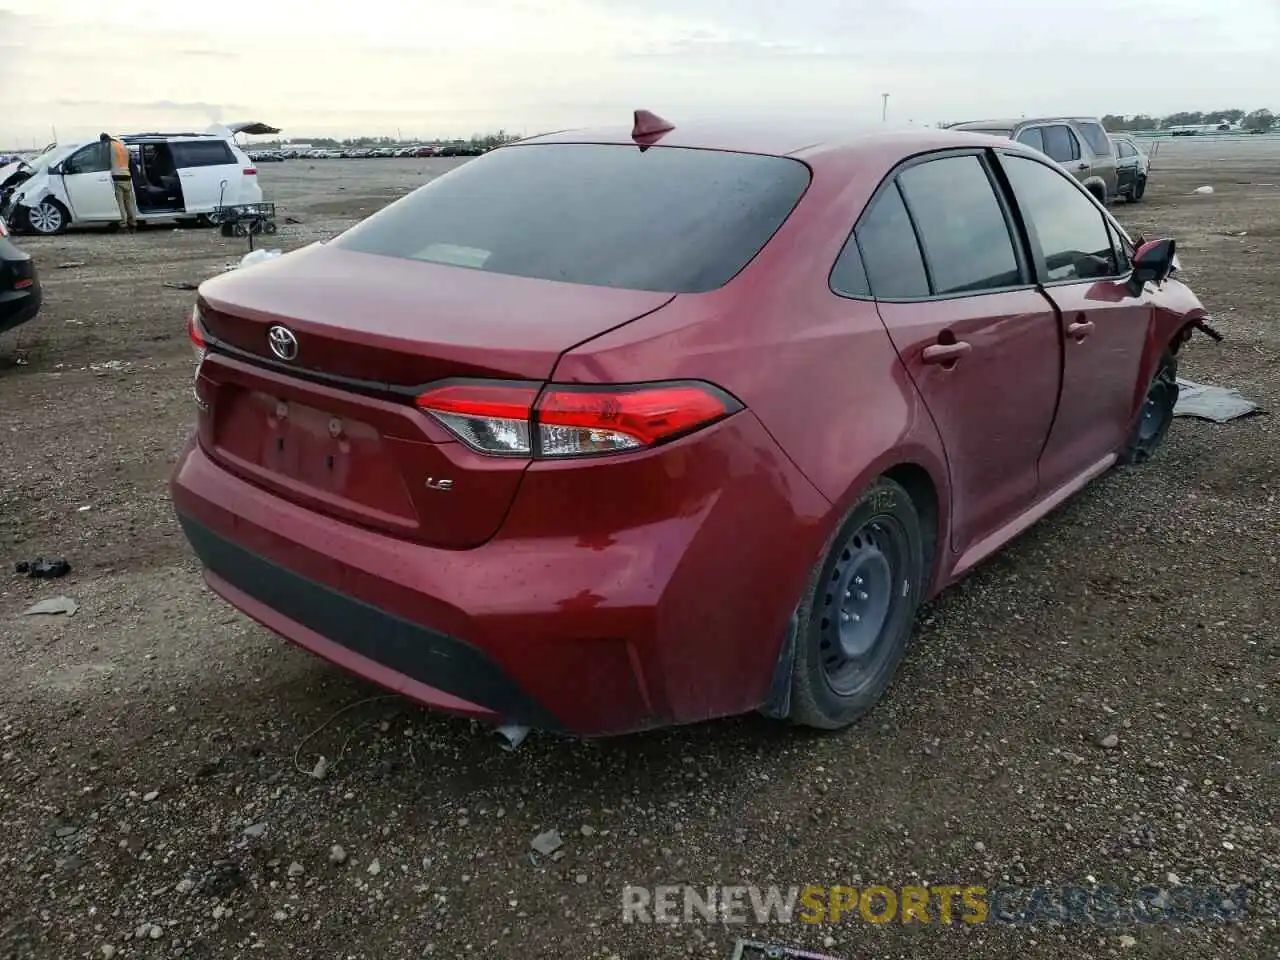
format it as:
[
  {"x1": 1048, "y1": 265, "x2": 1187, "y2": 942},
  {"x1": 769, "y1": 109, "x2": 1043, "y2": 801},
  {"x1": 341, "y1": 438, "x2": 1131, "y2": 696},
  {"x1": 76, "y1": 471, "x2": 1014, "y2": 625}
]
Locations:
[
  {"x1": 1102, "y1": 109, "x2": 1274, "y2": 132},
  {"x1": 262, "y1": 131, "x2": 522, "y2": 150}
]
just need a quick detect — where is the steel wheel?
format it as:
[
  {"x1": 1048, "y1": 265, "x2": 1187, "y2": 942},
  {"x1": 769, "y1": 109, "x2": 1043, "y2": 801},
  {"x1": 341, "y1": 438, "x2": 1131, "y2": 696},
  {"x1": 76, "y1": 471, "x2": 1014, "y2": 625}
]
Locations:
[
  {"x1": 26, "y1": 200, "x2": 67, "y2": 235},
  {"x1": 788, "y1": 476, "x2": 928, "y2": 730},
  {"x1": 819, "y1": 517, "x2": 910, "y2": 696}
]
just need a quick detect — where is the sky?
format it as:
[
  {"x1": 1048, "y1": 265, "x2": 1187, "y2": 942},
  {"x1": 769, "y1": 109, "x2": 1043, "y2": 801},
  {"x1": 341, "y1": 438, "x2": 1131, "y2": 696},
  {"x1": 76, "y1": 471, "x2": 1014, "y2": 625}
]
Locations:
[{"x1": 1, "y1": 0, "x2": 1277, "y2": 148}]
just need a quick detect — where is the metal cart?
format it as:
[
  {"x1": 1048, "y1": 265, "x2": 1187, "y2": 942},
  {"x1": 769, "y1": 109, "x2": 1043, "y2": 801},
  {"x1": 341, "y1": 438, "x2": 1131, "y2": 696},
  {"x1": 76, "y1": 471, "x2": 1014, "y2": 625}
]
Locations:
[{"x1": 212, "y1": 201, "x2": 278, "y2": 249}]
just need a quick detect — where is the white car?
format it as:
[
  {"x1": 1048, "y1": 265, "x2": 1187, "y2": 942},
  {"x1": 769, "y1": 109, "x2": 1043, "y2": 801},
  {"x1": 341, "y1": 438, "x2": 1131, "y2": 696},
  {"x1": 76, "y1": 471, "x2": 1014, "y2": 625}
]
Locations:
[{"x1": 0, "y1": 123, "x2": 266, "y2": 235}]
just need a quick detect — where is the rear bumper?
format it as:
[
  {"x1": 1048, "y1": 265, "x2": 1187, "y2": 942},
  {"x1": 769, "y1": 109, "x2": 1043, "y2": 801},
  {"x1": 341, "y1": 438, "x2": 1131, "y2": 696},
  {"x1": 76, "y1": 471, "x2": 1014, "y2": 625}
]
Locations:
[
  {"x1": 0, "y1": 248, "x2": 40, "y2": 335},
  {"x1": 178, "y1": 514, "x2": 565, "y2": 729},
  {"x1": 171, "y1": 414, "x2": 831, "y2": 736}
]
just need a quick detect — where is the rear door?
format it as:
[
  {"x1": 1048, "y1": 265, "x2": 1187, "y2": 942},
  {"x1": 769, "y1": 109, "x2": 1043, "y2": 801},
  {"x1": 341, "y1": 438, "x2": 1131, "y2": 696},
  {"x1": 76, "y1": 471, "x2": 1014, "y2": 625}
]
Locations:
[
  {"x1": 1114, "y1": 139, "x2": 1141, "y2": 194},
  {"x1": 1074, "y1": 120, "x2": 1119, "y2": 197},
  {"x1": 1039, "y1": 124, "x2": 1089, "y2": 183},
  {"x1": 995, "y1": 150, "x2": 1153, "y2": 491},
  {"x1": 171, "y1": 139, "x2": 239, "y2": 212},
  {"x1": 58, "y1": 142, "x2": 118, "y2": 222},
  {"x1": 852, "y1": 150, "x2": 1063, "y2": 554}
]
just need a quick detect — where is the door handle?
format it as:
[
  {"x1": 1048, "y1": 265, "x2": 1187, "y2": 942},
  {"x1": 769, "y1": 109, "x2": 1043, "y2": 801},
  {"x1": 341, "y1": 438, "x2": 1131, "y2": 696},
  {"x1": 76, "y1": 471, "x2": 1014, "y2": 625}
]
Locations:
[
  {"x1": 922, "y1": 341, "x2": 971, "y2": 365},
  {"x1": 1077, "y1": 162, "x2": 1088, "y2": 171},
  {"x1": 1067, "y1": 319, "x2": 1095, "y2": 340},
  {"x1": 97, "y1": 176, "x2": 110, "y2": 182}
]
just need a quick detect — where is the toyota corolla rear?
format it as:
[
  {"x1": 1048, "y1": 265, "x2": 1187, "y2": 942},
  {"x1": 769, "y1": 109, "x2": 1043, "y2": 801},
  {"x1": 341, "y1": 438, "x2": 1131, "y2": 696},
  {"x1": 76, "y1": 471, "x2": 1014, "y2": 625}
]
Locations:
[{"x1": 171, "y1": 137, "x2": 833, "y2": 735}]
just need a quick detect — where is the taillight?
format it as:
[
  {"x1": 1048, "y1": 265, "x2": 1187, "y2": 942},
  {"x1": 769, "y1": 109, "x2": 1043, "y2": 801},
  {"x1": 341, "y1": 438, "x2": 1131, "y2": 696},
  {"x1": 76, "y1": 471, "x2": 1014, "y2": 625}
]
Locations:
[
  {"x1": 414, "y1": 380, "x2": 741, "y2": 458},
  {"x1": 243, "y1": 167, "x2": 257, "y2": 176},
  {"x1": 14, "y1": 278, "x2": 32, "y2": 290},
  {"x1": 0, "y1": 218, "x2": 8, "y2": 238},
  {"x1": 188, "y1": 304, "x2": 207, "y2": 364}
]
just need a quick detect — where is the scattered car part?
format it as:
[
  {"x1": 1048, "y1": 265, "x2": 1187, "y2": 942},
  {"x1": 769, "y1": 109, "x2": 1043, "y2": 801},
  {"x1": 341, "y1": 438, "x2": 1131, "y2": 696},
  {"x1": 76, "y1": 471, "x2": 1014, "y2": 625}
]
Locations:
[
  {"x1": 1173, "y1": 378, "x2": 1260, "y2": 423},
  {"x1": 15, "y1": 558, "x2": 72, "y2": 579},
  {"x1": 22, "y1": 596, "x2": 78, "y2": 617}
]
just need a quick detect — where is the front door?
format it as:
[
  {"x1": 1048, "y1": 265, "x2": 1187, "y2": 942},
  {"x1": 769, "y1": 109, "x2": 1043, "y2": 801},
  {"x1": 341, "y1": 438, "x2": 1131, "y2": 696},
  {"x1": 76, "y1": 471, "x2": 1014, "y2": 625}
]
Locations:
[
  {"x1": 995, "y1": 151, "x2": 1154, "y2": 492},
  {"x1": 855, "y1": 151, "x2": 1063, "y2": 554},
  {"x1": 59, "y1": 142, "x2": 119, "y2": 222}
]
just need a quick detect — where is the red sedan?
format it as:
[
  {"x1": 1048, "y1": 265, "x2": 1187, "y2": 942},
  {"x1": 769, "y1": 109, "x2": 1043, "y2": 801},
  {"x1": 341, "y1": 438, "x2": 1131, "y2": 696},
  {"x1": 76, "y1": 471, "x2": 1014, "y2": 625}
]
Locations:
[{"x1": 172, "y1": 113, "x2": 1209, "y2": 735}]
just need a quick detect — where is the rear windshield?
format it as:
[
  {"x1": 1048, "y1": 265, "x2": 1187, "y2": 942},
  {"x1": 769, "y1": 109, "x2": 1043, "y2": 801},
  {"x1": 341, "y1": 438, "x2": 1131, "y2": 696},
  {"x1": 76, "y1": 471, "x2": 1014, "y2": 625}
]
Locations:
[{"x1": 334, "y1": 143, "x2": 811, "y2": 293}]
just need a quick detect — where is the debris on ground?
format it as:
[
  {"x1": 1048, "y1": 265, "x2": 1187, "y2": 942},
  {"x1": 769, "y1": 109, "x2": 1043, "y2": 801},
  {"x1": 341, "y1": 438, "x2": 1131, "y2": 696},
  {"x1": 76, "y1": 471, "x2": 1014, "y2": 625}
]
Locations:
[
  {"x1": 530, "y1": 829, "x2": 564, "y2": 857},
  {"x1": 57, "y1": 261, "x2": 86, "y2": 270},
  {"x1": 14, "y1": 557, "x2": 71, "y2": 579},
  {"x1": 328, "y1": 845, "x2": 348, "y2": 865},
  {"x1": 21, "y1": 596, "x2": 78, "y2": 617},
  {"x1": 162, "y1": 281, "x2": 200, "y2": 291},
  {"x1": 495, "y1": 723, "x2": 530, "y2": 751},
  {"x1": 89, "y1": 360, "x2": 130, "y2": 373},
  {"x1": 285, "y1": 216, "x2": 303, "y2": 224},
  {"x1": 1175, "y1": 378, "x2": 1260, "y2": 423},
  {"x1": 1194, "y1": 185, "x2": 1215, "y2": 195}
]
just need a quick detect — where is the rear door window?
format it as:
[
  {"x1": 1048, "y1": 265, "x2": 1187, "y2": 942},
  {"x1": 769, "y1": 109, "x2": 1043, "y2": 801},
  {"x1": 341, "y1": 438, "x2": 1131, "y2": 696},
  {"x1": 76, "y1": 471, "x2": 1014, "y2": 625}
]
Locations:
[
  {"x1": 1041, "y1": 125, "x2": 1081, "y2": 164},
  {"x1": 1000, "y1": 154, "x2": 1119, "y2": 282},
  {"x1": 1015, "y1": 127, "x2": 1045, "y2": 154},
  {"x1": 897, "y1": 154, "x2": 1022, "y2": 294},
  {"x1": 172, "y1": 140, "x2": 237, "y2": 168},
  {"x1": 1116, "y1": 140, "x2": 1136, "y2": 158},
  {"x1": 334, "y1": 143, "x2": 810, "y2": 294},
  {"x1": 852, "y1": 184, "x2": 929, "y2": 299},
  {"x1": 1077, "y1": 122, "x2": 1112, "y2": 158}
]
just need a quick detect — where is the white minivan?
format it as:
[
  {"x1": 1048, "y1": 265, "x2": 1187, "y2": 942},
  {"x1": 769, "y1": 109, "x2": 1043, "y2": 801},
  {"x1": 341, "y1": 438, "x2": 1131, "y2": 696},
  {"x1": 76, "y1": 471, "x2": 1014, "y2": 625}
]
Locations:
[{"x1": 0, "y1": 123, "x2": 265, "y2": 235}]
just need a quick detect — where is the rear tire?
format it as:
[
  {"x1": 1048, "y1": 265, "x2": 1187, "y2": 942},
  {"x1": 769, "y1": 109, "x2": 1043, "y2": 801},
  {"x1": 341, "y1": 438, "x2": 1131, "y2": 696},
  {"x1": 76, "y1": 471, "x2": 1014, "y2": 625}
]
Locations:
[
  {"x1": 1131, "y1": 177, "x2": 1146, "y2": 202},
  {"x1": 1120, "y1": 351, "x2": 1178, "y2": 464},
  {"x1": 789, "y1": 477, "x2": 927, "y2": 730}
]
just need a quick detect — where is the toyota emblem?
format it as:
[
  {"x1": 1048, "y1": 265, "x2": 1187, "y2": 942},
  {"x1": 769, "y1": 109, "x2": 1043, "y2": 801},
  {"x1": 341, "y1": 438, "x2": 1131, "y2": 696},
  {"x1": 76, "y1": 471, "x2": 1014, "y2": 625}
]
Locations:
[{"x1": 267, "y1": 325, "x2": 299, "y2": 361}]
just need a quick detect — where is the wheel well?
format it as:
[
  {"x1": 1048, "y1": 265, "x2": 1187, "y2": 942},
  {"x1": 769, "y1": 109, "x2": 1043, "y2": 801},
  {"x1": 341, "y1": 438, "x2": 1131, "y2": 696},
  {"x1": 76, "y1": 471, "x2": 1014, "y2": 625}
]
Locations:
[
  {"x1": 1087, "y1": 182, "x2": 1106, "y2": 203},
  {"x1": 882, "y1": 463, "x2": 940, "y2": 577}
]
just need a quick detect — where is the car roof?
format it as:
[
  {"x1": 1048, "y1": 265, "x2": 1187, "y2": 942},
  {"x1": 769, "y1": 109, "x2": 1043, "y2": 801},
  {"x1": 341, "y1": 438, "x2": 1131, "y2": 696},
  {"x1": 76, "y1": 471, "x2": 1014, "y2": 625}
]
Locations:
[
  {"x1": 513, "y1": 118, "x2": 1009, "y2": 163},
  {"x1": 950, "y1": 116, "x2": 1103, "y2": 133}
]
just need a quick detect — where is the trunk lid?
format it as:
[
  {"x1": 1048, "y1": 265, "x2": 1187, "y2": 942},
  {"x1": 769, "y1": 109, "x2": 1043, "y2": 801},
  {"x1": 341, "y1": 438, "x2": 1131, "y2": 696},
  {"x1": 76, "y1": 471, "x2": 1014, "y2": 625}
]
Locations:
[{"x1": 194, "y1": 243, "x2": 675, "y2": 547}]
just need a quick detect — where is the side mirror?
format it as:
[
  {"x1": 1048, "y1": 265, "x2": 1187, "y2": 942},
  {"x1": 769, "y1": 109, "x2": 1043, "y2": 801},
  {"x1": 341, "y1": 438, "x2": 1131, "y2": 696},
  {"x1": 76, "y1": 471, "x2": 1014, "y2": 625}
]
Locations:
[
  {"x1": 49, "y1": 163, "x2": 62, "y2": 176},
  {"x1": 1128, "y1": 237, "x2": 1176, "y2": 295}
]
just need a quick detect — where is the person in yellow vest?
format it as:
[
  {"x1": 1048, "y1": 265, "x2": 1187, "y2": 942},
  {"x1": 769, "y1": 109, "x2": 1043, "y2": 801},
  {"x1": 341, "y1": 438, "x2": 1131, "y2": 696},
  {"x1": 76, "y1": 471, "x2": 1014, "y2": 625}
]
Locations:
[{"x1": 101, "y1": 133, "x2": 138, "y2": 231}]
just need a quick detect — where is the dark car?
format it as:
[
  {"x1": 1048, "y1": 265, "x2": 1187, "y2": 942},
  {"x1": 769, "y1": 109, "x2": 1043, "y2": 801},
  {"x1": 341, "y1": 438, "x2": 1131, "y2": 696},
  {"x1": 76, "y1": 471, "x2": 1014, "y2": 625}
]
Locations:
[
  {"x1": 0, "y1": 216, "x2": 41, "y2": 335},
  {"x1": 172, "y1": 113, "x2": 1208, "y2": 736}
]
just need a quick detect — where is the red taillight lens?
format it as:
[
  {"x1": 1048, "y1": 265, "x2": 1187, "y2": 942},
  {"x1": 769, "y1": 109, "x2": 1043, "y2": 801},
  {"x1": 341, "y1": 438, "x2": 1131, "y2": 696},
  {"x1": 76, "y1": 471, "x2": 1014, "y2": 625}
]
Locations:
[
  {"x1": 188, "y1": 304, "x2": 207, "y2": 363},
  {"x1": 537, "y1": 384, "x2": 735, "y2": 455},
  {"x1": 243, "y1": 167, "x2": 257, "y2": 176},
  {"x1": 414, "y1": 380, "x2": 740, "y2": 458},
  {"x1": 14, "y1": 278, "x2": 33, "y2": 289}
]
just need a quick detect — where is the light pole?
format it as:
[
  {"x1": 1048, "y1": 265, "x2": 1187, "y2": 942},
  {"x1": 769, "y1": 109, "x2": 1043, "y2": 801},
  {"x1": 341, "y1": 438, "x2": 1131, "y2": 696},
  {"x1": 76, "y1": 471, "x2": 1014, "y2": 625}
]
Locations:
[{"x1": 881, "y1": 93, "x2": 889, "y2": 122}]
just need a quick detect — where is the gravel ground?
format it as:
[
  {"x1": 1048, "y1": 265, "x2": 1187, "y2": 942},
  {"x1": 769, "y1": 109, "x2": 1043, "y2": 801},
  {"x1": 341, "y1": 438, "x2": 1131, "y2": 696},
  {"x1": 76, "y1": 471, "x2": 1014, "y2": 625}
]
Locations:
[{"x1": 0, "y1": 142, "x2": 1276, "y2": 960}]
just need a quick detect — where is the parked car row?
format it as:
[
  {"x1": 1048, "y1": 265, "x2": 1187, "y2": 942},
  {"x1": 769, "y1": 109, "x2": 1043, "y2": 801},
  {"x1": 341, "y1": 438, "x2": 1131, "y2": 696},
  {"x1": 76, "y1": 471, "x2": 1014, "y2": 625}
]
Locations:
[
  {"x1": 947, "y1": 116, "x2": 1151, "y2": 203},
  {"x1": 247, "y1": 144, "x2": 489, "y2": 163}
]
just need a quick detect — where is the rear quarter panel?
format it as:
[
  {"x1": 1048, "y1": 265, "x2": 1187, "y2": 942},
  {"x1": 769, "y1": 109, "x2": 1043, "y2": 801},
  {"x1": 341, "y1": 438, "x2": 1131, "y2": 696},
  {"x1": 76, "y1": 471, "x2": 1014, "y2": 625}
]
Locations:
[{"x1": 552, "y1": 148, "x2": 953, "y2": 586}]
